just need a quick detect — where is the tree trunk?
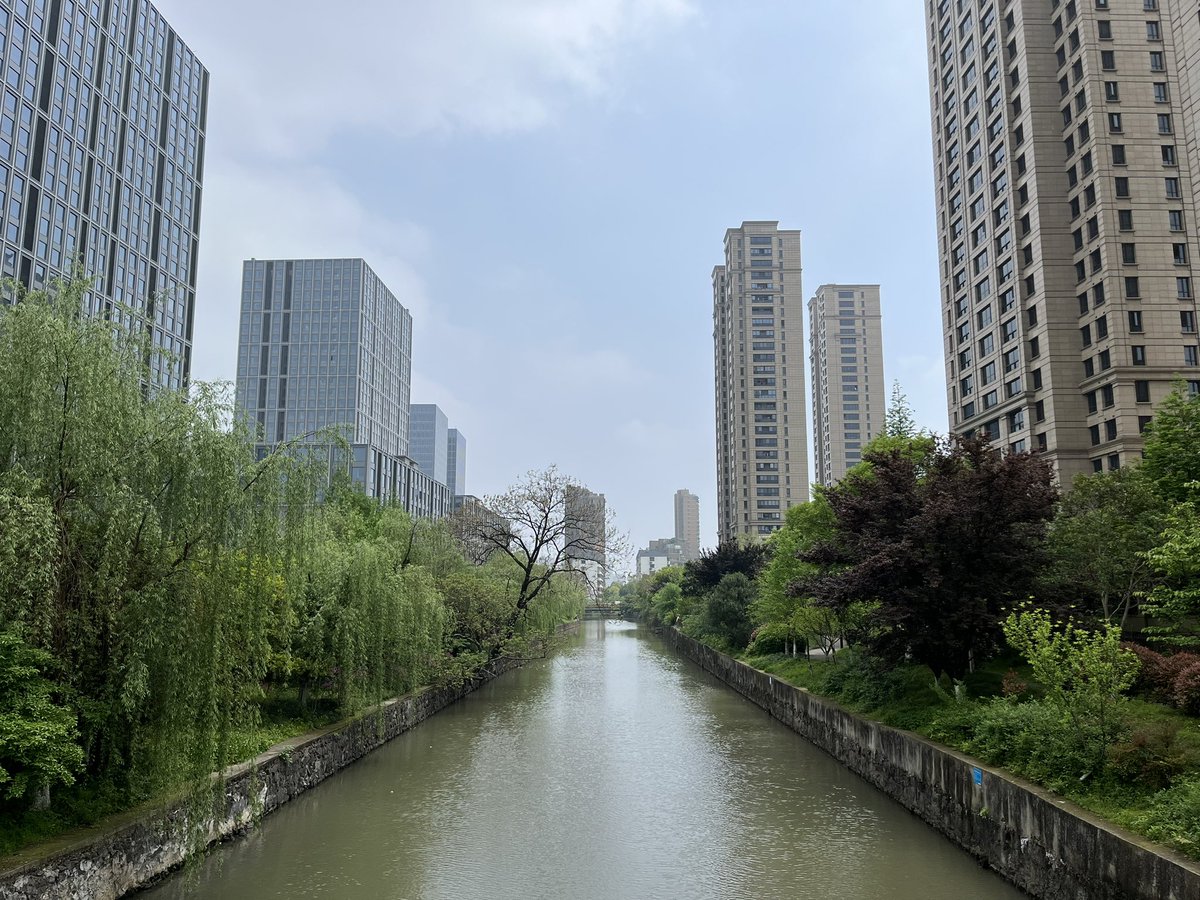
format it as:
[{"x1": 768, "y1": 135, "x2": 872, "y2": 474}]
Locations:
[{"x1": 32, "y1": 782, "x2": 50, "y2": 811}]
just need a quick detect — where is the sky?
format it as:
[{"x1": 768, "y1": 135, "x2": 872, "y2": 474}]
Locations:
[{"x1": 158, "y1": 0, "x2": 944, "y2": 576}]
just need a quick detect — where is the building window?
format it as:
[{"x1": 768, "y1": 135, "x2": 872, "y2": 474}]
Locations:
[
  {"x1": 1187, "y1": 346, "x2": 1200, "y2": 367},
  {"x1": 1135, "y1": 380, "x2": 1151, "y2": 402},
  {"x1": 1129, "y1": 310, "x2": 1144, "y2": 332},
  {"x1": 1132, "y1": 345, "x2": 1147, "y2": 366}
]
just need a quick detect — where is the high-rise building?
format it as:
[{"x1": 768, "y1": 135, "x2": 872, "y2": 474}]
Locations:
[
  {"x1": 564, "y1": 485, "x2": 606, "y2": 598},
  {"x1": 925, "y1": 0, "x2": 1200, "y2": 480},
  {"x1": 673, "y1": 488, "x2": 700, "y2": 560},
  {"x1": 447, "y1": 428, "x2": 467, "y2": 498},
  {"x1": 809, "y1": 285, "x2": 886, "y2": 485},
  {"x1": 0, "y1": 0, "x2": 208, "y2": 390},
  {"x1": 713, "y1": 221, "x2": 810, "y2": 542},
  {"x1": 235, "y1": 258, "x2": 448, "y2": 518},
  {"x1": 409, "y1": 404, "x2": 448, "y2": 485}
]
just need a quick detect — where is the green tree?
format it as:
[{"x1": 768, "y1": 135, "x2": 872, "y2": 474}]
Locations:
[
  {"x1": 1143, "y1": 492, "x2": 1200, "y2": 647},
  {"x1": 0, "y1": 631, "x2": 84, "y2": 807},
  {"x1": 697, "y1": 573, "x2": 756, "y2": 651},
  {"x1": 752, "y1": 498, "x2": 834, "y2": 656},
  {"x1": 1002, "y1": 605, "x2": 1140, "y2": 770},
  {"x1": 1045, "y1": 469, "x2": 1168, "y2": 628},
  {"x1": 1141, "y1": 386, "x2": 1200, "y2": 503},
  {"x1": 681, "y1": 541, "x2": 770, "y2": 600}
]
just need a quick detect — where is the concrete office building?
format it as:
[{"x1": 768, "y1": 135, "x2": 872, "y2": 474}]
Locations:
[
  {"x1": 925, "y1": 0, "x2": 1200, "y2": 479},
  {"x1": 713, "y1": 221, "x2": 810, "y2": 541},
  {"x1": 409, "y1": 404, "x2": 448, "y2": 485},
  {"x1": 673, "y1": 488, "x2": 700, "y2": 561},
  {"x1": 809, "y1": 285, "x2": 886, "y2": 485},
  {"x1": 235, "y1": 258, "x2": 448, "y2": 518},
  {"x1": 0, "y1": 0, "x2": 208, "y2": 390},
  {"x1": 447, "y1": 428, "x2": 466, "y2": 498}
]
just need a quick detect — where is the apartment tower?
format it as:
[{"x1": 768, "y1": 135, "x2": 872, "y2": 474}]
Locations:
[
  {"x1": 809, "y1": 285, "x2": 886, "y2": 485},
  {"x1": 235, "y1": 258, "x2": 449, "y2": 518},
  {"x1": 925, "y1": 0, "x2": 1200, "y2": 479},
  {"x1": 0, "y1": 0, "x2": 208, "y2": 389},
  {"x1": 713, "y1": 221, "x2": 810, "y2": 542},
  {"x1": 673, "y1": 488, "x2": 700, "y2": 560}
]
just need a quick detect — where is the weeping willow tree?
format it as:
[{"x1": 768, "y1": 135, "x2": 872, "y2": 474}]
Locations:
[{"x1": 0, "y1": 279, "x2": 330, "y2": 802}]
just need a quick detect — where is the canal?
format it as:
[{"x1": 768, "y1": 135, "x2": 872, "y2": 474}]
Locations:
[{"x1": 139, "y1": 621, "x2": 1025, "y2": 900}]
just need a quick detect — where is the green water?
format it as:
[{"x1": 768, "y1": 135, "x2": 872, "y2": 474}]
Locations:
[{"x1": 138, "y1": 621, "x2": 1025, "y2": 899}]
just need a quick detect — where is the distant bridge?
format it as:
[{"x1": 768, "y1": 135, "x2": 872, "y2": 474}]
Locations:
[{"x1": 582, "y1": 605, "x2": 636, "y2": 620}]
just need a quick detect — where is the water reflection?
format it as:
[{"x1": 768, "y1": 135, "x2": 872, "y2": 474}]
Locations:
[{"x1": 138, "y1": 622, "x2": 1024, "y2": 900}]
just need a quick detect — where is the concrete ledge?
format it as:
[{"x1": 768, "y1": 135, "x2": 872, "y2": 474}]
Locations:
[
  {"x1": 0, "y1": 622, "x2": 578, "y2": 900},
  {"x1": 663, "y1": 628, "x2": 1200, "y2": 900}
]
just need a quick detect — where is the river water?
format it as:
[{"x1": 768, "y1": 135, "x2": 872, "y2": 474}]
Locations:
[{"x1": 139, "y1": 621, "x2": 1024, "y2": 900}]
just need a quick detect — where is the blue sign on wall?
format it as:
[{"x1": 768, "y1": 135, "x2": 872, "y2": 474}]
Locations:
[{"x1": 972, "y1": 766, "x2": 983, "y2": 786}]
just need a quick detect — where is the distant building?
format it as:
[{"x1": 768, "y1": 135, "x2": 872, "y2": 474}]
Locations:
[
  {"x1": 565, "y1": 485, "x2": 607, "y2": 599},
  {"x1": 447, "y1": 429, "x2": 467, "y2": 497},
  {"x1": 809, "y1": 285, "x2": 885, "y2": 485},
  {"x1": 673, "y1": 489, "x2": 700, "y2": 561},
  {"x1": 409, "y1": 404, "x2": 449, "y2": 485},
  {"x1": 636, "y1": 546, "x2": 671, "y2": 577},
  {"x1": 235, "y1": 258, "x2": 448, "y2": 518},
  {"x1": 714, "y1": 221, "x2": 810, "y2": 542}
]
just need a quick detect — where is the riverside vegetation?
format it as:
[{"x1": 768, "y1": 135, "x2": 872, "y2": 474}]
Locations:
[
  {"x1": 623, "y1": 386, "x2": 1200, "y2": 860},
  {"x1": 0, "y1": 279, "x2": 592, "y2": 857}
]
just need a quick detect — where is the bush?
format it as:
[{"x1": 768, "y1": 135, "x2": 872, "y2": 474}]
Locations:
[
  {"x1": 1134, "y1": 777, "x2": 1200, "y2": 856},
  {"x1": 1124, "y1": 643, "x2": 1200, "y2": 707},
  {"x1": 1174, "y1": 663, "x2": 1200, "y2": 716},
  {"x1": 1108, "y1": 722, "x2": 1200, "y2": 792},
  {"x1": 962, "y1": 699, "x2": 1099, "y2": 790}
]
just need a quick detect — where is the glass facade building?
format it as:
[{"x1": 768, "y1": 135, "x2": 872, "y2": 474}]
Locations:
[
  {"x1": 0, "y1": 0, "x2": 208, "y2": 389},
  {"x1": 235, "y1": 257, "x2": 449, "y2": 519},
  {"x1": 409, "y1": 403, "x2": 448, "y2": 485},
  {"x1": 446, "y1": 427, "x2": 466, "y2": 498}
]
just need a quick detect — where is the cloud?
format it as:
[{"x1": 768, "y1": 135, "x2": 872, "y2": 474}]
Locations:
[{"x1": 163, "y1": 0, "x2": 696, "y2": 157}]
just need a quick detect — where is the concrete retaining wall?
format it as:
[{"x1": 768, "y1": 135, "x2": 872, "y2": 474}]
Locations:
[
  {"x1": 664, "y1": 628, "x2": 1200, "y2": 900},
  {"x1": 0, "y1": 625, "x2": 576, "y2": 900}
]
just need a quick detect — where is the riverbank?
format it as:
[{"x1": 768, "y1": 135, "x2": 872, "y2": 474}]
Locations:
[
  {"x1": 663, "y1": 627, "x2": 1200, "y2": 900},
  {"x1": 0, "y1": 627, "x2": 577, "y2": 900}
]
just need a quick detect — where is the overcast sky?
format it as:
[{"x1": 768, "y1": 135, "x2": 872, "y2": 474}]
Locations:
[{"x1": 159, "y1": 0, "x2": 942, "y2": 574}]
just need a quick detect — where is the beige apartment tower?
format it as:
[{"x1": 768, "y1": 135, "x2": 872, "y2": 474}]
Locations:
[
  {"x1": 809, "y1": 285, "x2": 886, "y2": 486},
  {"x1": 925, "y1": 0, "x2": 1200, "y2": 479},
  {"x1": 713, "y1": 221, "x2": 810, "y2": 542},
  {"x1": 673, "y1": 489, "x2": 701, "y2": 560}
]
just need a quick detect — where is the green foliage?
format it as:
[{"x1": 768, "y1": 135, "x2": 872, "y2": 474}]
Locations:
[
  {"x1": 956, "y1": 700, "x2": 1097, "y2": 791},
  {"x1": 0, "y1": 632, "x2": 84, "y2": 802},
  {"x1": 681, "y1": 541, "x2": 769, "y2": 600},
  {"x1": 1144, "y1": 493, "x2": 1200, "y2": 647},
  {"x1": 1003, "y1": 605, "x2": 1140, "y2": 770},
  {"x1": 1045, "y1": 468, "x2": 1168, "y2": 625},
  {"x1": 1140, "y1": 386, "x2": 1200, "y2": 504},
  {"x1": 751, "y1": 499, "x2": 833, "y2": 653},
  {"x1": 691, "y1": 573, "x2": 756, "y2": 652}
]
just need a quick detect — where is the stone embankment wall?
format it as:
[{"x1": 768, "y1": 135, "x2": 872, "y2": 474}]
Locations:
[
  {"x1": 664, "y1": 628, "x2": 1200, "y2": 900},
  {"x1": 0, "y1": 625, "x2": 577, "y2": 900}
]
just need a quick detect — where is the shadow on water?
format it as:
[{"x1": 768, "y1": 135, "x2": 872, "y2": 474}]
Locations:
[{"x1": 137, "y1": 621, "x2": 1026, "y2": 900}]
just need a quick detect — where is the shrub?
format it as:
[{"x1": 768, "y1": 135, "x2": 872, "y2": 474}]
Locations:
[
  {"x1": 1134, "y1": 777, "x2": 1200, "y2": 856},
  {"x1": 1125, "y1": 643, "x2": 1200, "y2": 705},
  {"x1": 1108, "y1": 722, "x2": 1200, "y2": 792},
  {"x1": 1174, "y1": 663, "x2": 1200, "y2": 716},
  {"x1": 963, "y1": 699, "x2": 1098, "y2": 790}
]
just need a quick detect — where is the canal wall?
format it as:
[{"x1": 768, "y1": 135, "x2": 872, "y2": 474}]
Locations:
[
  {"x1": 663, "y1": 628, "x2": 1200, "y2": 900},
  {"x1": 0, "y1": 625, "x2": 578, "y2": 900}
]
